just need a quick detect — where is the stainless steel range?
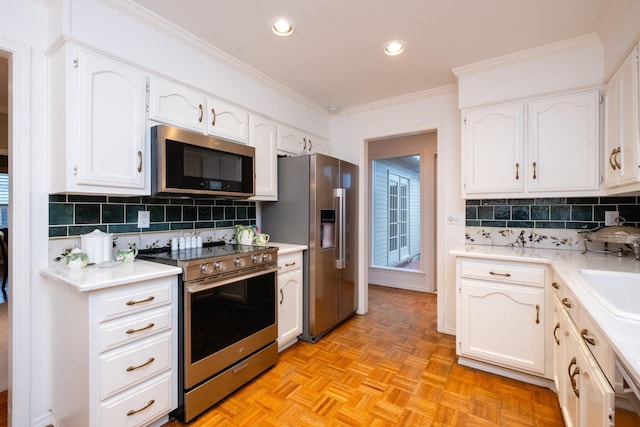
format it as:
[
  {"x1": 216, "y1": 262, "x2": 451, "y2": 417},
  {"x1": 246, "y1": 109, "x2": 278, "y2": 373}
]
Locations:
[{"x1": 139, "y1": 242, "x2": 279, "y2": 422}]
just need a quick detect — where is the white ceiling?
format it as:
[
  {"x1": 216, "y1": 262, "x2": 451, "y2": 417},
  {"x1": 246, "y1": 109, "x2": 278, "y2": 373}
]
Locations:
[
  {"x1": 7, "y1": 1, "x2": 619, "y2": 114},
  {"x1": 129, "y1": 0, "x2": 614, "y2": 111}
]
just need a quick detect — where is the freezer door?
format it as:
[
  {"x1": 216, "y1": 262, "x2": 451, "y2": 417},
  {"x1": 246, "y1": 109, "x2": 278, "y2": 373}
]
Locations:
[{"x1": 308, "y1": 154, "x2": 341, "y2": 337}]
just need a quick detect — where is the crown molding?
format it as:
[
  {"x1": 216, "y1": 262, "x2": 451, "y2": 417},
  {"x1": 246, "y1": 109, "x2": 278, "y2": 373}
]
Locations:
[
  {"x1": 452, "y1": 33, "x2": 602, "y2": 78},
  {"x1": 103, "y1": 0, "x2": 329, "y2": 115},
  {"x1": 337, "y1": 84, "x2": 457, "y2": 116}
]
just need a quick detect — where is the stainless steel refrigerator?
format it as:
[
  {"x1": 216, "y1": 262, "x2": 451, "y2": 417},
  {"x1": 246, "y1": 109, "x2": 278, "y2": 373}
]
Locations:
[{"x1": 262, "y1": 153, "x2": 358, "y2": 342}]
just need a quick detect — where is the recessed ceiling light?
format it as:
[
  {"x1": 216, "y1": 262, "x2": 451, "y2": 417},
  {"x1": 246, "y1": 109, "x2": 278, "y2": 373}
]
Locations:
[
  {"x1": 384, "y1": 41, "x2": 405, "y2": 56},
  {"x1": 272, "y1": 18, "x2": 293, "y2": 36}
]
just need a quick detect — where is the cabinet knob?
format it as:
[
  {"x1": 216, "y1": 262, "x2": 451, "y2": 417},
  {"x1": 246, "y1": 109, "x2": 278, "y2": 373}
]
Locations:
[
  {"x1": 561, "y1": 297, "x2": 572, "y2": 308},
  {"x1": 552, "y1": 282, "x2": 559, "y2": 289}
]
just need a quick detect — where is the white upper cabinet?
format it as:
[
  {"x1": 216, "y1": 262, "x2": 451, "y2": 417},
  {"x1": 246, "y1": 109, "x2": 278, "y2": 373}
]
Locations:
[
  {"x1": 462, "y1": 89, "x2": 601, "y2": 198},
  {"x1": 206, "y1": 97, "x2": 249, "y2": 144},
  {"x1": 463, "y1": 102, "x2": 525, "y2": 195},
  {"x1": 603, "y1": 43, "x2": 640, "y2": 193},
  {"x1": 527, "y1": 90, "x2": 600, "y2": 194},
  {"x1": 50, "y1": 44, "x2": 148, "y2": 195},
  {"x1": 148, "y1": 76, "x2": 207, "y2": 133},
  {"x1": 277, "y1": 124, "x2": 307, "y2": 155},
  {"x1": 277, "y1": 123, "x2": 330, "y2": 156},
  {"x1": 148, "y1": 77, "x2": 249, "y2": 144},
  {"x1": 248, "y1": 113, "x2": 278, "y2": 201}
]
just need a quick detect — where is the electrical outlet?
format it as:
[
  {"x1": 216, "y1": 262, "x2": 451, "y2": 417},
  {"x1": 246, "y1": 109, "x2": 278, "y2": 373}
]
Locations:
[
  {"x1": 604, "y1": 210, "x2": 619, "y2": 226},
  {"x1": 137, "y1": 211, "x2": 150, "y2": 228}
]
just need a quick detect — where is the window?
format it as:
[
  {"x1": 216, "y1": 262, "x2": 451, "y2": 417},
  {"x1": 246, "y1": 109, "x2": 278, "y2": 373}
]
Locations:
[{"x1": 388, "y1": 173, "x2": 409, "y2": 255}]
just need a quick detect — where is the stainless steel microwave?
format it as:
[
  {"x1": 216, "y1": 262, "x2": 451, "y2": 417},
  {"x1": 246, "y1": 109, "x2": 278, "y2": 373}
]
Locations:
[{"x1": 151, "y1": 125, "x2": 255, "y2": 198}]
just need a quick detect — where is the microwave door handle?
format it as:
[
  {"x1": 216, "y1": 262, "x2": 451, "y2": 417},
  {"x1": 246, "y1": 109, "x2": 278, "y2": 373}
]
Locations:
[{"x1": 334, "y1": 188, "x2": 346, "y2": 269}]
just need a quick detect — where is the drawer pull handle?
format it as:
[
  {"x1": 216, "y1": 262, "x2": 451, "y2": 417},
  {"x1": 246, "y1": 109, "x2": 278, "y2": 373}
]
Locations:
[
  {"x1": 211, "y1": 107, "x2": 216, "y2": 126},
  {"x1": 126, "y1": 357, "x2": 155, "y2": 372},
  {"x1": 568, "y1": 357, "x2": 580, "y2": 398},
  {"x1": 233, "y1": 360, "x2": 249, "y2": 374},
  {"x1": 126, "y1": 322, "x2": 155, "y2": 335},
  {"x1": 535, "y1": 304, "x2": 540, "y2": 324},
  {"x1": 515, "y1": 162, "x2": 519, "y2": 180},
  {"x1": 280, "y1": 288, "x2": 284, "y2": 305},
  {"x1": 581, "y1": 329, "x2": 595, "y2": 346},
  {"x1": 127, "y1": 399, "x2": 155, "y2": 416},
  {"x1": 561, "y1": 297, "x2": 572, "y2": 308},
  {"x1": 285, "y1": 262, "x2": 297, "y2": 267},
  {"x1": 126, "y1": 296, "x2": 155, "y2": 306},
  {"x1": 553, "y1": 322, "x2": 560, "y2": 345},
  {"x1": 551, "y1": 282, "x2": 559, "y2": 289},
  {"x1": 198, "y1": 104, "x2": 203, "y2": 123},
  {"x1": 489, "y1": 271, "x2": 511, "y2": 277}
]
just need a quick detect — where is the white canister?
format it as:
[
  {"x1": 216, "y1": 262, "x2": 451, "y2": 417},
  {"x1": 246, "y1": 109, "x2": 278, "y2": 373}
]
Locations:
[{"x1": 80, "y1": 229, "x2": 113, "y2": 264}]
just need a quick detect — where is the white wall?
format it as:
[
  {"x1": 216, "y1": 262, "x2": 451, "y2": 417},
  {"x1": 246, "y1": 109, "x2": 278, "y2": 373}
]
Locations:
[
  {"x1": 330, "y1": 86, "x2": 464, "y2": 334},
  {"x1": 454, "y1": 34, "x2": 604, "y2": 109}
]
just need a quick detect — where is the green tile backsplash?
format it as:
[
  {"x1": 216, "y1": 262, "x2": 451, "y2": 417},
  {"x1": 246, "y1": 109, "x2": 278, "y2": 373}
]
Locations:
[
  {"x1": 466, "y1": 196, "x2": 640, "y2": 229},
  {"x1": 49, "y1": 195, "x2": 256, "y2": 238}
]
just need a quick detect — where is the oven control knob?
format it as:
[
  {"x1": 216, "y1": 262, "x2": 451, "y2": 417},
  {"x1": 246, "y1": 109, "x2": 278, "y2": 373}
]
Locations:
[
  {"x1": 234, "y1": 257, "x2": 246, "y2": 268},
  {"x1": 201, "y1": 263, "x2": 215, "y2": 275},
  {"x1": 262, "y1": 253, "x2": 273, "y2": 262},
  {"x1": 252, "y1": 254, "x2": 263, "y2": 264},
  {"x1": 214, "y1": 261, "x2": 227, "y2": 272}
]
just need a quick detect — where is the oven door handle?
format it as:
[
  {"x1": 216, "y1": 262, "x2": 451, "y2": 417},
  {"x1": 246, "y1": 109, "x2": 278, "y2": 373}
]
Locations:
[{"x1": 186, "y1": 266, "x2": 279, "y2": 294}]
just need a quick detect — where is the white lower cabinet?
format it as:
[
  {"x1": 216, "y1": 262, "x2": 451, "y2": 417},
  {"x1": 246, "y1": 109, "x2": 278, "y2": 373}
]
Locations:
[
  {"x1": 552, "y1": 278, "x2": 615, "y2": 427},
  {"x1": 277, "y1": 250, "x2": 303, "y2": 350},
  {"x1": 49, "y1": 275, "x2": 178, "y2": 427},
  {"x1": 456, "y1": 258, "x2": 549, "y2": 378}
]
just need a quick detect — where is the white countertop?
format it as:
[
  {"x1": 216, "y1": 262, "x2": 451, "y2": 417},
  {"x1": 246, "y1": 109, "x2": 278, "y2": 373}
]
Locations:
[
  {"x1": 40, "y1": 259, "x2": 182, "y2": 292},
  {"x1": 451, "y1": 245, "x2": 640, "y2": 386},
  {"x1": 269, "y1": 242, "x2": 308, "y2": 255}
]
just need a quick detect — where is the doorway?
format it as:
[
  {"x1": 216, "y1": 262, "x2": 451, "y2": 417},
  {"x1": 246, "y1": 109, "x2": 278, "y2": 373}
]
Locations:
[{"x1": 367, "y1": 132, "x2": 437, "y2": 293}]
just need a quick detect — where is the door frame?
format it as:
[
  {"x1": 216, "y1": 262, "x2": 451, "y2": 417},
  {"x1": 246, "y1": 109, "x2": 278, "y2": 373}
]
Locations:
[
  {"x1": 364, "y1": 129, "x2": 438, "y2": 295},
  {"x1": 2, "y1": 40, "x2": 32, "y2": 427}
]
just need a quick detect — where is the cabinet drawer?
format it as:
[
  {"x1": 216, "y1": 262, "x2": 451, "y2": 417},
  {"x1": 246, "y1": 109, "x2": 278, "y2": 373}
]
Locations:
[
  {"x1": 100, "y1": 332, "x2": 172, "y2": 400},
  {"x1": 578, "y1": 309, "x2": 614, "y2": 385},
  {"x1": 278, "y1": 252, "x2": 303, "y2": 274},
  {"x1": 100, "y1": 371, "x2": 172, "y2": 427},
  {"x1": 459, "y1": 260, "x2": 545, "y2": 287},
  {"x1": 556, "y1": 279, "x2": 579, "y2": 322},
  {"x1": 97, "y1": 278, "x2": 173, "y2": 322},
  {"x1": 99, "y1": 306, "x2": 172, "y2": 352}
]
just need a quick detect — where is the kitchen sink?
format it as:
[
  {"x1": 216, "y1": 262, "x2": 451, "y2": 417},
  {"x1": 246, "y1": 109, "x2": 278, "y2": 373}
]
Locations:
[{"x1": 579, "y1": 269, "x2": 640, "y2": 320}]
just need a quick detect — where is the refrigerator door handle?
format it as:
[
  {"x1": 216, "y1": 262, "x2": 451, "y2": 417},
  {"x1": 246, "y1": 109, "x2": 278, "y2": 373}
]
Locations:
[{"x1": 334, "y1": 188, "x2": 346, "y2": 269}]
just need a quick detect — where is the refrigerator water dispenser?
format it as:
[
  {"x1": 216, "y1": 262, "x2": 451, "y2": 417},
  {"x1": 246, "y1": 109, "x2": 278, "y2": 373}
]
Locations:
[{"x1": 320, "y1": 209, "x2": 335, "y2": 248}]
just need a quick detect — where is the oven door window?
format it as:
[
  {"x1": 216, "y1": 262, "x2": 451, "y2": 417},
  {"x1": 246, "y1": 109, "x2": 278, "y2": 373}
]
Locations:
[{"x1": 189, "y1": 271, "x2": 276, "y2": 364}]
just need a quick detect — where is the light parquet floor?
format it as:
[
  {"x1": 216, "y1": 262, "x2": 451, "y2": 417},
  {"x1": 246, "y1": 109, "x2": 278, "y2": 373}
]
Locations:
[{"x1": 163, "y1": 285, "x2": 564, "y2": 426}]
